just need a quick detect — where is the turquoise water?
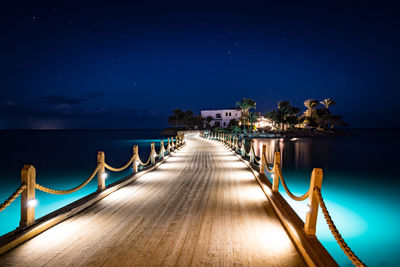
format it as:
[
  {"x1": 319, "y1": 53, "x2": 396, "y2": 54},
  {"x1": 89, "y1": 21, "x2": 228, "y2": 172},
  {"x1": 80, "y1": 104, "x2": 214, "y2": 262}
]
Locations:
[
  {"x1": 255, "y1": 129, "x2": 400, "y2": 266},
  {"x1": 1, "y1": 129, "x2": 399, "y2": 266},
  {"x1": 0, "y1": 130, "x2": 165, "y2": 237}
]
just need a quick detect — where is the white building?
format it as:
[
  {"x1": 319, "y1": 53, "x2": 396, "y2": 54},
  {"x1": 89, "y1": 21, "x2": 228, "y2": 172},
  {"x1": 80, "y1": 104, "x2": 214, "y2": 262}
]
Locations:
[
  {"x1": 201, "y1": 108, "x2": 241, "y2": 128},
  {"x1": 254, "y1": 116, "x2": 273, "y2": 129}
]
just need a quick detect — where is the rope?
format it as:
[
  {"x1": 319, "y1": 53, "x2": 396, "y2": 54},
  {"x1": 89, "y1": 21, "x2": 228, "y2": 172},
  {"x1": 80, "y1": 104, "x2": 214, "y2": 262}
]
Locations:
[
  {"x1": 263, "y1": 154, "x2": 274, "y2": 173},
  {"x1": 276, "y1": 165, "x2": 310, "y2": 201},
  {"x1": 35, "y1": 164, "x2": 100, "y2": 195},
  {"x1": 138, "y1": 154, "x2": 152, "y2": 166},
  {"x1": 315, "y1": 187, "x2": 366, "y2": 267},
  {"x1": 0, "y1": 183, "x2": 27, "y2": 213},
  {"x1": 104, "y1": 156, "x2": 134, "y2": 172}
]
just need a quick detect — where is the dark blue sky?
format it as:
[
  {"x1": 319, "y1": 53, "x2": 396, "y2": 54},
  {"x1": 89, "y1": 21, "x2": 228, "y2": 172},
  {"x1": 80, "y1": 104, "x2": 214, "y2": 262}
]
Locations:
[{"x1": 1, "y1": 1, "x2": 399, "y2": 129}]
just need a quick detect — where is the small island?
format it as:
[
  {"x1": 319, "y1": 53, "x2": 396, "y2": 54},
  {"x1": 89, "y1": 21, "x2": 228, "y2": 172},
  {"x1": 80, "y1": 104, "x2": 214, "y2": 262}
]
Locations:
[{"x1": 164, "y1": 98, "x2": 347, "y2": 138}]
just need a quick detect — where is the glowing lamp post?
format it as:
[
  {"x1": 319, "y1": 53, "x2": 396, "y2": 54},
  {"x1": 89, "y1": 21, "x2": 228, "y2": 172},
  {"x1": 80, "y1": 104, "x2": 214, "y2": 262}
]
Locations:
[
  {"x1": 97, "y1": 151, "x2": 106, "y2": 191},
  {"x1": 20, "y1": 165, "x2": 36, "y2": 227}
]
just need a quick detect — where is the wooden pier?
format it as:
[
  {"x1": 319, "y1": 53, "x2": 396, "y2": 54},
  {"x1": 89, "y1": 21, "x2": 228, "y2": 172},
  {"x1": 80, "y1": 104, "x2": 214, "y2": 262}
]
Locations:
[{"x1": 0, "y1": 132, "x2": 352, "y2": 266}]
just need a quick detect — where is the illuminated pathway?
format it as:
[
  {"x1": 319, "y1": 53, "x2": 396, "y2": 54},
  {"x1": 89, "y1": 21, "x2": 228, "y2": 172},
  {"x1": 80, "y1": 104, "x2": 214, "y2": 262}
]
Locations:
[{"x1": 0, "y1": 133, "x2": 305, "y2": 266}]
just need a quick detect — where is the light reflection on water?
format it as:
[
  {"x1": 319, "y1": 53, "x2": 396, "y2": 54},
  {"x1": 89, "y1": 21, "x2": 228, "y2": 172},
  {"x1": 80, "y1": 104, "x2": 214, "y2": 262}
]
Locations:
[{"x1": 254, "y1": 129, "x2": 400, "y2": 266}]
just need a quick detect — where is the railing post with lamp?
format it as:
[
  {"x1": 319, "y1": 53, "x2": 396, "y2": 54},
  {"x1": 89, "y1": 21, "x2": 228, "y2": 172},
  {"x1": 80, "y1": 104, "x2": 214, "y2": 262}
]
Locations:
[
  {"x1": 132, "y1": 145, "x2": 139, "y2": 174},
  {"x1": 167, "y1": 138, "x2": 171, "y2": 154},
  {"x1": 20, "y1": 165, "x2": 36, "y2": 228},
  {"x1": 150, "y1": 142, "x2": 156, "y2": 165},
  {"x1": 304, "y1": 168, "x2": 323, "y2": 236},
  {"x1": 272, "y1": 151, "x2": 280, "y2": 192},
  {"x1": 159, "y1": 140, "x2": 165, "y2": 160},
  {"x1": 97, "y1": 151, "x2": 106, "y2": 191},
  {"x1": 249, "y1": 140, "x2": 255, "y2": 163},
  {"x1": 241, "y1": 139, "x2": 246, "y2": 157},
  {"x1": 260, "y1": 144, "x2": 266, "y2": 173}
]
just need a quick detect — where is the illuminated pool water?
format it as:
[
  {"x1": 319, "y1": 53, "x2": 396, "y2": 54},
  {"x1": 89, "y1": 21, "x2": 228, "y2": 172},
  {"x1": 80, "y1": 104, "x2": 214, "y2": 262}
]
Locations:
[{"x1": 254, "y1": 129, "x2": 400, "y2": 266}]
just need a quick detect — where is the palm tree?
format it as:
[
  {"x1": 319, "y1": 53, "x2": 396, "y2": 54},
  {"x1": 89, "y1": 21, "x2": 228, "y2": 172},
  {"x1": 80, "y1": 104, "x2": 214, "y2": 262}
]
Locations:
[
  {"x1": 276, "y1": 101, "x2": 300, "y2": 130},
  {"x1": 265, "y1": 110, "x2": 279, "y2": 130},
  {"x1": 304, "y1": 99, "x2": 319, "y2": 119},
  {"x1": 167, "y1": 109, "x2": 185, "y2": 127},
  {"x1": 205, "y1": 116, "x2": 213, "y2": 129},
  {"x1": 320, "y1": 98, "x2": 336, "y2": 110},
  {"x1": 327, "y1": 114, "x2": 348, "y2": 129},
  {"x1": 236, "y1": 98, "x2": 256, "y2": 132},
  {"x1": 248, "y1": 112, "x2": 258, "y2": 133}
]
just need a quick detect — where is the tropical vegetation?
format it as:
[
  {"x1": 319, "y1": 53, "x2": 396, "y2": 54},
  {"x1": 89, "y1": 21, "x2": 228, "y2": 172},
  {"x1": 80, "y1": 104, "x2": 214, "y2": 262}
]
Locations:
[{"x1": 166, "y1": 97, "x2": 347, "y2": 136}]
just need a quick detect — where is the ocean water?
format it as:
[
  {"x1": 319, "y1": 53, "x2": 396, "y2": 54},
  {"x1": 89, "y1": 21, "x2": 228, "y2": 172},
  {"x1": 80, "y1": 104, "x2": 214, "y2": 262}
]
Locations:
[
  {"x1": 0, "y1": 129, "x2": 165, "y2": 238},
  {"x1": 253, "y1": 129, "x2": 400, "y2": 266},
  {"x1": 0, "y1": 129, "x2": 399, "y2": 266}
]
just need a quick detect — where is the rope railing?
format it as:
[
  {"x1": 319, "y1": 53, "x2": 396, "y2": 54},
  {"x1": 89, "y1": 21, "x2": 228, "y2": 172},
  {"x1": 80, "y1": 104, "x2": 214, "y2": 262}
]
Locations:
[
  {"x1": 315, "y1": 187, "x2": 366, "y2": 267},
  {"x1": 201, "y1": 130, "x2": 364, "y2": 266},
  {"x1": 0, "y1": 133, "x2": 185, "y2": 229},
  {"x1": 138, "y1": 153, "x2": 152, "y2": 166},
  {"x1": 275, "y1": 165, "x2": 310, "y2": 201},
  {"x1": 35, "y1": 164, "x2": 101, "y2": 195},
  {"x1": 104, "y1": 156, "x2": 135, "y2": 172},
  {"x1": 0, "y1": 183, "x2": 27, "y2": 213}
]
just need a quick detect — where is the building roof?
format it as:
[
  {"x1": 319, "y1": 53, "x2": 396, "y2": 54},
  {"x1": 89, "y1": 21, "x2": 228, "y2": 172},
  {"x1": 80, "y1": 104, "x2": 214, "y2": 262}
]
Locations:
[{"x1": 201, "y1": 108, "x2": 241, "y2": 111}]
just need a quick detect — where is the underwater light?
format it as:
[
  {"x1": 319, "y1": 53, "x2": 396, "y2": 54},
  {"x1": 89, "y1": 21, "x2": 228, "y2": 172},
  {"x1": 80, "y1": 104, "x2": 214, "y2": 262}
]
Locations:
[{"x1": 28, "y1": 199, "x2": 38, "y2": 207}]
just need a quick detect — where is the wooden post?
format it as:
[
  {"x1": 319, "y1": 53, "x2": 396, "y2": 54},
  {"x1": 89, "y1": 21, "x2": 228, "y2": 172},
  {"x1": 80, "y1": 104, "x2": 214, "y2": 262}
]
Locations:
[
  {"x1": 272, "y1": 151, "x2": 280, "y2": 192},
  {"x1": 235, "y1": 138, "x2": 239, "y2": 152},
  {"x1": 171, "y1": 136, "x2": 175, "y2": 150},
  {"x1": 159, "y1": 140, "x2": 165, "y2": 159},
  {"x1": 260, "y1": 144, "x2": 266, "y2": 174},
  {"x1": 167, "y1": 138, "x2": 171, "y2": 154},
  {"x1": 304, "y1": 168, "x2": 323, "y2": 236},
  {"x1": 132, "y1": 145, "x2": 139, "y2": 174},
  {"x1": 241, "y1": 139, "x2": 246, "y2": 157},
  {"x1": 20, "y1": 165, "x2": 36, "y2": 228},
  {"x1": 151, "y1": 142, "x2": 156, "y2": 165},
  {"x1": 249, "y1": 140, "x2": 255, "y2": 163},
  {"x1": 97, "y1": 151, "x2": 105, "y2": 191}
]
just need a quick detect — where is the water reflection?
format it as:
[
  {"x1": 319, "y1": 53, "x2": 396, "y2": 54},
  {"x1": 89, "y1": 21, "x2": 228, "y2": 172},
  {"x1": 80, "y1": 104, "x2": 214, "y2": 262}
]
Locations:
[
  {"x1": 251, "y1": 130, "x2": 400, "y2": 266},
  {"x1": 254, "y1": 137, "x2": 343, "y2": 171}
]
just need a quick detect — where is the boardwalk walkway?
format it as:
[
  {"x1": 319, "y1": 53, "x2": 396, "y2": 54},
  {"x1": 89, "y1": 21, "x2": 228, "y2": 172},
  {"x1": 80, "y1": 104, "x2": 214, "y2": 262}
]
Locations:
[{"x1": 0, "y1": 133, "x2": 305, "y2": 266}]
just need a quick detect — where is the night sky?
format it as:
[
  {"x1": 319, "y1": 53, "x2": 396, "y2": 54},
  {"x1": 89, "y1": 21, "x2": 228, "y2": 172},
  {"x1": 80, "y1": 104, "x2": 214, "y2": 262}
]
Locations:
[{"x1": 1, "y1": 1, "x2": 400, "y2": 129}]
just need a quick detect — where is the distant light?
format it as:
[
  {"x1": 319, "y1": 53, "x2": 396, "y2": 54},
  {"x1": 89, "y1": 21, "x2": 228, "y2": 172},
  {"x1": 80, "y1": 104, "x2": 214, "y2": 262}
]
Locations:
[
  {"x1": 102, "y1": 172, "x2": 108, "y2": 179},
  {"x1": 28, "y1": 199, "x2": 38, "y2": 207},
  {"x1": 306, "y1": 204, "x2": 311, "y2": 213},
  {"x1": 136, "y1": 161, "x2": 140, "y2": 166},
  {"x1": 271, "y1": 173, "x2": 275, "y2": 179},
  {"x1": 290, "y1": 138, "x2": 298, "y2": 141}
]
